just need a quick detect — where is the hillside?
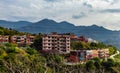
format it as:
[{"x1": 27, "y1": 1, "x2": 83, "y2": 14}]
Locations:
[
  {"x1": 0, "y1": 26, "x2": 26, "y2": 35},
  {"x1": 0, "y1": 43, "x2": 120, "y2": 73},
  {"x1": 0, "y1": 43, "x2": 46, "y2": 73}
]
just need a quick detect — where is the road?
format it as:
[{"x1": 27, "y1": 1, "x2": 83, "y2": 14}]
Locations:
[{"x1": 110, "y1": 50, "x2": 120, "y2": 59}]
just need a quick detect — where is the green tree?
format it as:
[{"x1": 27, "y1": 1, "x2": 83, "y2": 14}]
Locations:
[
  {"x1": 71, "y1": 41, "x2": 83, "y2": 50},
  {"x1": 90, "y1": 42, "x2": 98, "y2": 49},
  {"x1": 26, "y1": 47, "x2": 38, "y2": 55},
  {"x1": 102, "y1": 58, "x2": 115, "y2": 71},
  {"x1": 0, "y1": 29, "x2": 4, "y2": 35},
  {"x1": 108, "y1": 45, "x2": 117, "y2": 55},
  {"x1": 31, "y1": 34, "x2": 42, "y2": 51},
  {"x1": 97, "y1": 42, "x2": 107, "y2": 48},
  {"x1": 86, "y1": 60, "x2": 96, "y2": 71}
]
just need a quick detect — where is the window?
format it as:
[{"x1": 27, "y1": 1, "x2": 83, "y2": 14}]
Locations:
[{"x1": 48, "y1": 36, "x2": 50, "y2": 38}]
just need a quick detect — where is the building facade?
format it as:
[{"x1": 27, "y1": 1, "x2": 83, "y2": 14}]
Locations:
[
  {"x1": 0, "y1": 35, "x2": 9, "y2": 43},
  {"x1": 26, "y1": 35, "x2": 35, "y2": 45},
  {"x1": 42, "y1": 32, "x2": 70, "y2": 53},
  {"x1": 10, "y1": 35, "x2": 26, "y2": 45},
  {"x1": 0, "y1": 35, "x2": 36, "y2": 46},
  {"x1": 10, "y1": 35, "x2": 36, "y2": 45},
  {"x1": 68, "y1": 49, "x2": 109, "y2": 62}
]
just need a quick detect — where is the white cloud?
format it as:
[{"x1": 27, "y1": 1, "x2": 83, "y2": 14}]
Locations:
[{"x1": 0, "y1": 0, "x2": 120, "y2": 30}]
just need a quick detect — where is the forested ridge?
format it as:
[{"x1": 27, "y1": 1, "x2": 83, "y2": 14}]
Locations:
[{"x1": 0, "y1": 26, "x2": 27, "y2": 35}]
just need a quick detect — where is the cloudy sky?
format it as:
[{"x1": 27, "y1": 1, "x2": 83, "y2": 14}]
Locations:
[{"x1": 0, "y1": 0, "x2": 120, "y2": 30}]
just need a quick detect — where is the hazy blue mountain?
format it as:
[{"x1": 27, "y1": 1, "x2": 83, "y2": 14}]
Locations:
[
  {"x1": 0, "y1": 19, "x2": 120, "y2": 49},
  {"x1": 0, "y1": 20, "x2": 32, "y2": 29},
  {"x1": 17, "y1": 19, "x2": 76, "y2": 33},
  {"x1": 74, "y1": 25, "x2": 120, "y2": 49},
  {"x1": 17, "y1": 19, "x2": 120, "y2": 49}
]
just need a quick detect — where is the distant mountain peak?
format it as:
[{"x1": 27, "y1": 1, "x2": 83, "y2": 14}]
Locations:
[
  {"x1": 60, "y1": 21, "x2": 69, "y2": 24},
  {"x1": 59, "y1": 21, "x2": 75, "y2": 27},
  {"x1": 91, "y1": 24, "x2": 98, "y2": 27},
  {"x1": 41, "y1": 18, "x2": 52, "y2": 21},
  {"x1": 90, "y1": 24, "x2": 105, "y2": 29},
  {"x1": 41, "y1": 18, "x2": 56, "y2": 22},
  {"x1": 36, "y1": 18, "x2": 57, "y2": 24},
  {"x1": 17, "y1": 21, "x2": 31, "y2": 23}
]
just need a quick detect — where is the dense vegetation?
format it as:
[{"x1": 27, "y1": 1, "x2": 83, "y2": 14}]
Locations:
[
  {"x1": 0, "y1": 43, "x2": 120, "y2": 73},
  {"x1": 0, "y1": 26, "x2": 119, "y2": 73},
  {"x1": 0, "y1": 26, "x2": 27, "y2": 35},
  {"x1": 71, "y1": 41, "x2": 117, "y2": 55},
  {"x1": 0, "y1": 43, "x2": 46, "y2": 73},
  {"x1": 71, "y1": 41, "x2": 107, "y2": 50}
]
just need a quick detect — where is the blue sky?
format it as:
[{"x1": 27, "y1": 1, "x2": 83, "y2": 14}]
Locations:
[{"x1": 0, "y1": 0, "x2": 120, "y2": 30}]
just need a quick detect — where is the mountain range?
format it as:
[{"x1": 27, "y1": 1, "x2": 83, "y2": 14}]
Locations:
[
  {"x1": 0, "y1": 19, "x2": 120, "y2": 49},
  {"x1": 0, "y1": 20, "x2": 31, "y2": 29}
]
